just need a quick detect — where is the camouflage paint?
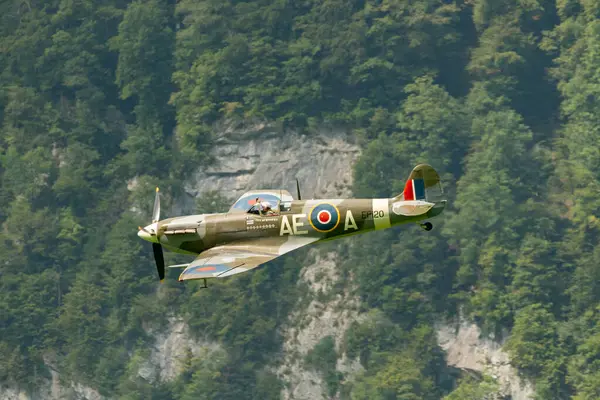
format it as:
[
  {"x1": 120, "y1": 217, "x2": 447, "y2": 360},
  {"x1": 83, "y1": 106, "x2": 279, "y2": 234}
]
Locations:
[{"x1": 138, "y1": 164, "x2": 446, "y2": 282}]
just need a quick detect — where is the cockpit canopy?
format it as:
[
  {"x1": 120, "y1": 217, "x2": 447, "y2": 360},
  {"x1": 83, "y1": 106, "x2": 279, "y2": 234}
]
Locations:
[{"x1": 229, "y1": 190, "x2": 294, "y2": 213}]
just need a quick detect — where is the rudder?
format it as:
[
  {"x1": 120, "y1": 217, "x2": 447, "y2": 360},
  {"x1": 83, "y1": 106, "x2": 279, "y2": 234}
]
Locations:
[
  {"x1": 403, "y1": 175, "x2": 426, "y2": 201},
  {"x1": 397, "y1": 164, "x2": 443, "y2": 202}
]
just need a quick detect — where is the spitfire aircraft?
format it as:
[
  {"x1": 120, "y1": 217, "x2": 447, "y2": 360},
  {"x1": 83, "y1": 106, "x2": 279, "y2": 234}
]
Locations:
[{"x1": 138, "y1": 164, "x2": 446, "y2": 286}]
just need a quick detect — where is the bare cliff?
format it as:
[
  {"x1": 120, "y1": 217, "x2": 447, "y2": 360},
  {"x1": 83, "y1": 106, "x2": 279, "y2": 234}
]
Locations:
[
  {"x1": 438, "y1": 319, "x2": 535, "y2": 400},
  {"x1": 175, "y1": 120, "x2": 361, "y2": 214}
]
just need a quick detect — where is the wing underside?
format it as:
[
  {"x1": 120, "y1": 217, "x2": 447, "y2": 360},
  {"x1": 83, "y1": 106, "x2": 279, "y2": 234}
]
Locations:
[{"x1": 178, "y1": 237, "x2": 317, "y2": 281}]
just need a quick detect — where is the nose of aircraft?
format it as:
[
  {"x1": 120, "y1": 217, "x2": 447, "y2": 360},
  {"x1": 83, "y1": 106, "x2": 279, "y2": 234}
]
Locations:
[
  {"x1": 138, "y1": 225, "x2": 157, "y2": 243},
  {"x1": 138, "y1": 229, "x2": 150, "y2": 241}
]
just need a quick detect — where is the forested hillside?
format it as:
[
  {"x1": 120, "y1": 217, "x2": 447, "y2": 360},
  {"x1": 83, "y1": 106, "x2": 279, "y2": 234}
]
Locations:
[{"x1": 1, "y1": 0, "x2": 599, "y2": 399}]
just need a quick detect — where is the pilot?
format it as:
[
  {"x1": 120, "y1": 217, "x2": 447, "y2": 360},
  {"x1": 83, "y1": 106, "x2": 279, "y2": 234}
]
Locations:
[{"x1": 259, "y1": 201, "x2": 273, "y2": 215}]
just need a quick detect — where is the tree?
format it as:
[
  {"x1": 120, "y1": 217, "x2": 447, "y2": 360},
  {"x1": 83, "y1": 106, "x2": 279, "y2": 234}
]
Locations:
[
  {"x1": 505, "y1": 304, "x2": 567, "y2": 398},
  {"x1": 178, "y1": 348, "x2": 229, "y2": 400},
  {"x1": 443, "y1": 374, "x2": 499, "y2": 400},
  {"x1": 350, "y1": 351, "x2": 436, "y2": 400}
]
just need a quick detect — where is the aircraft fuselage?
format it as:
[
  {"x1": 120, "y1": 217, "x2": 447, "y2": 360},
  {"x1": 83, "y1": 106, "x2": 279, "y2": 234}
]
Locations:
[{"x1": 155, "y1": 198, "x2": 446, "y2": 256}]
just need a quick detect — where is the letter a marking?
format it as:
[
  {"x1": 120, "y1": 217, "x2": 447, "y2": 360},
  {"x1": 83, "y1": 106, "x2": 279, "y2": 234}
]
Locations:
[
  {"x1": 344, "y1": 210, "x2": 358, "y2": 231},
  {"x1": 280, "y1": 216, "x2": 293, "y2": 236}
]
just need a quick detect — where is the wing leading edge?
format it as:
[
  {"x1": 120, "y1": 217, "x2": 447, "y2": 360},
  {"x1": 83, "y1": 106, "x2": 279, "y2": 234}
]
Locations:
[{"x1": 178, "y1": 236, "x2": 318, "y2": 282}]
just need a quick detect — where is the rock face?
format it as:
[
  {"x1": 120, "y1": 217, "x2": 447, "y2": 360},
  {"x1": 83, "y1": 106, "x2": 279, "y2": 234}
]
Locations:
[
  {"x1": 437, "y1": 319, "x2": 535, "y2": 400},
  {"x1": 140, "y1": 317, "x2": 222, "y2": 383},
  {"x1": 0, "y1": 319, "x2": 223, "y2": 400},
  {"x1": 177, "y1": 120, "x2": 361, "y2": 214},
  {"x1": 0, "y1": 367, "x2": 103, "y2": 400},
  {"x1": 276, "y1": 249, "x2": 364, "y2": 400}
]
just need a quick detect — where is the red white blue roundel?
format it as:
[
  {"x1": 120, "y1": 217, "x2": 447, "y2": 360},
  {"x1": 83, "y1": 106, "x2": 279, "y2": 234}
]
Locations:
[{"x1": 309, "y1": 203, "x2": 340, "y2": 232}]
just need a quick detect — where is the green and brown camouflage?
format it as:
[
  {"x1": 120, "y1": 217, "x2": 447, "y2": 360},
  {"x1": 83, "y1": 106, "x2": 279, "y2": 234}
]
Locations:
[{"x1": 138, "y1": 164, "x2": 446, "y2": 283}]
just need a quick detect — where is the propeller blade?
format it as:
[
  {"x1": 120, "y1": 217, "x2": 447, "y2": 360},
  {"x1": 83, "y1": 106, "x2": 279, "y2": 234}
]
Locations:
[
  {"x1": 152, "y1": 187, "x2": 160, "y2": 223},
  {"x1": 296, "y1": 179, "x2": 302, "y2": 201},
  {"x1": 152, "y1": 242, "x2": 165, "y2": 282}
]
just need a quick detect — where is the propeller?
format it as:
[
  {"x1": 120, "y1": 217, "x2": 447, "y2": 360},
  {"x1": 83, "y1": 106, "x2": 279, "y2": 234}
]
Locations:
[
  {"x1": 152, "y1": 186, "x2": 160, "y2": 223},
  {"x1": 152, "y1": 242, "x2": 165, "y2": 281},
  {"x1": 138, "y1": 187, "x2": 165, "y2": 282},
  {"x1": 151, "y1": 187, "x2": 164, "y2": 282}
]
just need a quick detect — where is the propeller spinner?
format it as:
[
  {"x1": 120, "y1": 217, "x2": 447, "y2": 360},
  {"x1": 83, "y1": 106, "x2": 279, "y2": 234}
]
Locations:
[{"x1": 138, "y1": 187, "x2": 165, "y2": 282}]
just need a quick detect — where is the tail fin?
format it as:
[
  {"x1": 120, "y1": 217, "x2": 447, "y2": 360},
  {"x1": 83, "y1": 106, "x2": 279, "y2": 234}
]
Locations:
[
  {"x1": 395, "y1": 164, "x2": 443, "y2": 202},
  {"x1": 403, "y1": 174, "x2": 426, "y2": 201}
]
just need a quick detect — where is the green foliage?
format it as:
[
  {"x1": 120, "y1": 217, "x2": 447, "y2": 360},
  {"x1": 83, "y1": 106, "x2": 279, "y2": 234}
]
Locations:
[
  {"x1": 343, "y1": 313, "x2": 450, "y2": 399},
  {"x1": 110, "y1": 0, "x2": 176, "y2": 178},
  {"x1": 304, "y1": 336, "x2": 342, "y2": 397},
  {"x1": 506, "y1": 305, "x2": 563, "y2": 378},
  {"x1": 353, "y1": 76, "x2": 472, "y2": 198},
  {"x1": 350, "y1": 352, "x2": 436, "y2": 400},
  {"x1": 110, "y1": 0, "x2": 174, "y2": 108},
  {"x1": 567, "y1": 308, "x2": 600, "y2": 400},
  {"x1": 505, "y1": 304, "x2": 569, "y2": 399},
  {"x1": 195, "y1": 190, "x2": 233, "y2": 214},
  {"x1": 1, "y1": 0, "x2": 600, "y2": 399},
  {"x1": 443, "y1": 374, "x2": 499, "y2": 400},
  {"x1": 176, "y1": 348, "x2": 229, "y2": 400},
  {"x1": 253, "y1": 369, "x2": 283, "y2": 400},
  {"x1": 171, "y1": 0, "x2": 465, "y2": 134}
]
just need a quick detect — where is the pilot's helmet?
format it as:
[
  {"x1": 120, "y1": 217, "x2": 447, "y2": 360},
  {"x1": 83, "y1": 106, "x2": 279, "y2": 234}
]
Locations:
[{"x1": 261, "y1": 201, "x2": 272, "y2": 209}]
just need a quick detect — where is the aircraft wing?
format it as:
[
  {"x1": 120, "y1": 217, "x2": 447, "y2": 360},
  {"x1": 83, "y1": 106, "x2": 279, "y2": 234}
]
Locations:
[{"x1": 177, "y1": 236, "x2": 318, "y2": 282}]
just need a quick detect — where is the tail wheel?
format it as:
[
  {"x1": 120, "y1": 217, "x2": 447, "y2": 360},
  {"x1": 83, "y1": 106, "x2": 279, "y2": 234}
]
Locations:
[{"x1": 420, "y1": 222, "x2": 433, "y2": 231}]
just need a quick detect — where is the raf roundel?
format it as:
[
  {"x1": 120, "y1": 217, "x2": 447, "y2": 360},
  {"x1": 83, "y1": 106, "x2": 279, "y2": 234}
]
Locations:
[{"x1": 309, "y1": 203, "x2": 341, "y2": 232}]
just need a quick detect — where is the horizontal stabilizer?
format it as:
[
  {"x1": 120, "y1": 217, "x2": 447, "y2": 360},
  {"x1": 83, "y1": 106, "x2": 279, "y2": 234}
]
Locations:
[{"x1": 391, "y1": 200, "x2": 435, "y2": 216}]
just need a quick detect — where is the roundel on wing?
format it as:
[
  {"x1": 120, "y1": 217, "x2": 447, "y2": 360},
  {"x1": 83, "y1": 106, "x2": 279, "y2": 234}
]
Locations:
[{"x1": 309, "y1": 203, "x2": 340, "y2": 232}]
